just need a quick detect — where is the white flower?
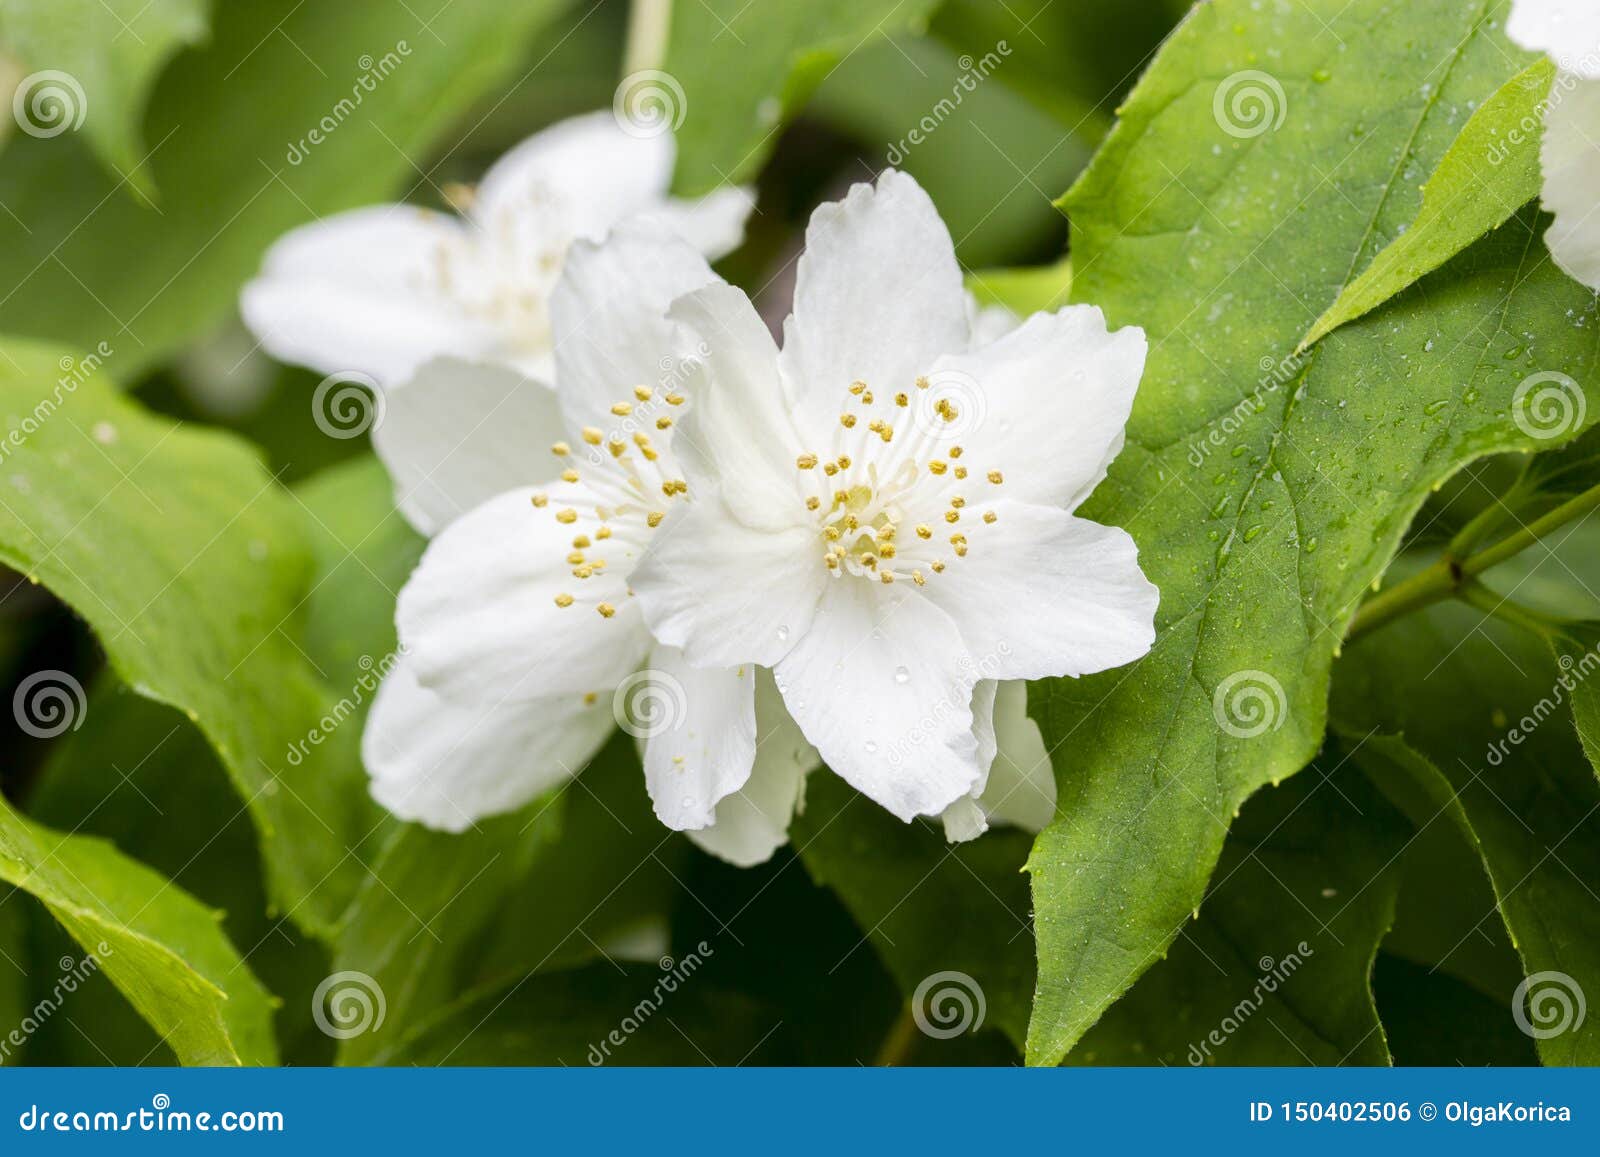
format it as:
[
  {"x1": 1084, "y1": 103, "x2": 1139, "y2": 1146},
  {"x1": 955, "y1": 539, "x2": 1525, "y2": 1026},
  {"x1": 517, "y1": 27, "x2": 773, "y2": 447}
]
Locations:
[
  {"x1": 359, "y1": 228, "x2": 813, "y2": 867},
  {"x1": 1508, "y1": 0, "x2": 1600, "y2": 290},
  {"x1": 241, "y1": 110, "x2": 751, "y2": 388},
  {"x1": 631, "y1": 170, "x2": 1157, "y2": 832}
]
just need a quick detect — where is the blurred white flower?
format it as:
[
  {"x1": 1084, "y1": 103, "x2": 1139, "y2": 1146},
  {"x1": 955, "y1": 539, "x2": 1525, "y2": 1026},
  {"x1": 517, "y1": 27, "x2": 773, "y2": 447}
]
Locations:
[
  {"x1": 631, "y1": 170, "x2": 1157, "y2": 837},
  {"x1": 241, "y1": 110, "x2": 751, "y2": 389},
  {"x1": 360, "y1": 229, "x2": 813, "y2": 867},
  {"x1": 1508, "y1": 0, "x2": 1600, "y2": 289}
]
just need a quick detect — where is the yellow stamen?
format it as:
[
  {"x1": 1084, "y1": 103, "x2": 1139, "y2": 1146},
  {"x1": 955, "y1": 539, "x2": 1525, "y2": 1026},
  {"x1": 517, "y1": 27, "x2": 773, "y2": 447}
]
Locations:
[
  {"x1": 611, "y1": 402, "x2": 633, "y2": 416},
  {"x1": 597, "y1": 603, "x2": 616, "y2": 618},
  {"x1": 551, "y1": 441, "x2": 571, "y2": 456},
  {"x1": 556, "y1": 509, "x2": 578, "y2": 524},
  {"x1": 797, "y1": 453, "x2": 818, "y2": 469},
  {"x1": 554, "y1": 593, "x2": 574, "y2": 608}
]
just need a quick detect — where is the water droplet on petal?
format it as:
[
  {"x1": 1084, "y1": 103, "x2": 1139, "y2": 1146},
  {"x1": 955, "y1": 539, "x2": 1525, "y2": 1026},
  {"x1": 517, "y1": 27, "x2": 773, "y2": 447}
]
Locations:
[{"x1": 894, "y1": 666, "x2": 910, "y2": 684}]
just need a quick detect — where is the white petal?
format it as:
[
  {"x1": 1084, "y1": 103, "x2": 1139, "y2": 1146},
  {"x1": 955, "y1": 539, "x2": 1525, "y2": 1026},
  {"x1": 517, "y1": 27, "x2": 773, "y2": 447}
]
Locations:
[
  {"x1": 942, "y1": 680, "x2": 1054, "y2": 841},
  {"x1": 667, "y1": 283, "x2": 810, "y2": 530},
  {"x1": 687, "y1": 669, "x2": 816, "y2": 867},
  {"x1": 941, "y1": 679, "x2": 999, "y2": 842},
  {"x1": 638, "y1": 185, "x2": 757, "y2": 262},
  {"x1": 241, "y1": 206, "x2": 500, "y2": 385},
  {"x1": 774, "y1": 581, "x2": 982, "y2": 821},
  {"x1": 920, "y1": 501, "x2": 1157, "y2": 682},
  {"x1": 923, "y1": 305, "x2": 1146, "y2": 511},
  {"x1": 639, "y1": 645, "x2": 757, "y2": 831},
  {"x1": 472, "y1": 111, "x2": 675, "y2": 243},
  {"x1": 1509, "y1": 0, "x2": 1600, "y2": 79},
  {"x1": 371, "y1": 357, "x2": 566, "y2": 535},
  {"x1": 397, "y1": 486, "x2": 650, "y2": 703},
  {"x1": 1540, "y1": 73, "x2": 1600, "y2": 291},
  {"x1": 363, "y1": 656, "x2": 613, "y2": 831},
  {"x1": 778, "y1": 171, "x2": 969, "y2": 437},
  {"x1": 549, "y1": 227, "x2": 719, "y2": 439},
  {"x1": 966, "y1": 296, "x2": 1022, "y2": 347},
  {"x1": 631, "y1": 496, "x2": 827, "y2": 669}
]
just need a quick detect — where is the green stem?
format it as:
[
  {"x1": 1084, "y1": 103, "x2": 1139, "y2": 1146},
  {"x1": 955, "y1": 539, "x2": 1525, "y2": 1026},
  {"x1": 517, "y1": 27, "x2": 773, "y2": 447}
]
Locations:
[
  {"x1": 873, "y1": 1001, "x2": 919, "y2": 1067},
  {"x1": 1346, "y1": 479, "x2": 1600, "y2": 643},
  {"x1": 1456, "y1": 579, "x2": 1573, "y2": 639}
]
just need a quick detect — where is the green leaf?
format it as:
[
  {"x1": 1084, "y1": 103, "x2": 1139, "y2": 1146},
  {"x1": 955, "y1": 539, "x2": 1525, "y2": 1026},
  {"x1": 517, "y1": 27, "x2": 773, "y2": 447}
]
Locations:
[
  {"x1": 1027, "y1": 0, "x2": 1599, "y2": 1065},
  {"x1": 1071, "y1": 755, "x2": 1405, "y2": 1066},
  {"x1": 0, "y1": 339, "x2": 379, "y2": 935},
  {"x1": 662, "y1": 0, "x2": 940, "y2": 195},
  {"x1": 966, "y1": 258, "x2": 1074, "y2": 317},
  {"x1": 0, "y1": 0, "x2": 209, "y2": 200},
  {"x1": 1333, "y1": 592, "x2": 1600, "y2": 1065},
  {"x1": 0, "y1": 890, "x2": 25, "y2": 1063},
  {"x1": 1300, "y1": 57, "x2": 1551, "y2": 349},
  {"x1": 793, "y1": 773, "x2": 1034, "y2": 1053},
  {"x1": 1374, "y1": 955, "x2": 1538, "y2": 1066},
  {"x1": 0, "y1": 792, "x2": 275, "y2": 1065},
  {"x1": 372, "y1": 961, "x2": 779, "y2": 1066},
  {"x1": 0, "y1": 0, "x2": 573, "y2": 377}
]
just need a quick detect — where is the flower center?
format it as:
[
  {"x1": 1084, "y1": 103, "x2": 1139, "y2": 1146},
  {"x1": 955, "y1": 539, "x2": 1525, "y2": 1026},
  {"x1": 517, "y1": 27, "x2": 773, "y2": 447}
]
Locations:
[
  {"x1": 536, "y1": 386, "x2": 690, "y2": 616},
  {"x1": 793, "y1": 377, "x2": 1004, "y2": 587}
]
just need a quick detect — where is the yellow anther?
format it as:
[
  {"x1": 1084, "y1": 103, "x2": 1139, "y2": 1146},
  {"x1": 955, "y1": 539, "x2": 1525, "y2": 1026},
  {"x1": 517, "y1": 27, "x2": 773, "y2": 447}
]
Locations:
[
  {"x1": 634, "y1": 385, "x2": 653, "y2": 401},
  {"x1": 950, "y1": 534, "x2": 967, "y2": 546},
  {"x1": 666, "y1": 393, "x2": 686, "y2": 406},
  {"x1": 596, "y1": 526, "x2": 612, "y2": 540},
  {"x1": 656, "y1": 416, "x2": 673, "y2": 430},
  {"x1": 567, "y1": 551, "x2": 586, "y2": 565},
  {"x1": 950, "y1": 446, "x2": 964, "y2": 458},
  {"x1": 936, "y1": 399, "x2": 959, "y2": 422},
  {"x1": 880, "y1": 544, "x2": 897, "y2": 559},
  {"x1": 915, "y1": 376, "x2": 930, "y2": 390},
  {"x1": 951, "y1": 496, "x2": 966, "y2": 509},
  {"x1": 597, "y1": 603, "x2": 616, "y2": 618},
  {"x1": 608, "y1": 439, "x2": 627, "y2": 458},
  {"x1": 928, "y1": 461, "x2": 948, "y2": 475},
  {"x1": 531, "y1": 493, "x2": 549, "y2": 508},
  {"x1": 894, "y1": 392, "x2": 909, "y2": 407},
  {"x1": 806, "y1": 496, "x2": 821, "y2": 510},
  {"x1": 824, "y1": 526, "x2": 842, "y2": 542},
  {"x1": 633, "y1": 431, "x2": 651, "y2": 447},
  {"x1": 556, "y1": 509, "x2": 578, "y2": 524},
  {"x1": 551, "y1": 441, "x2": 571, "y2": 456},
  {"x1": 954, "y1": 466, "x2": 967, "y2": 479},
  {"x1": 837, "y1": 455, "x2": 851, "y2": 469},
  {"x1": 868, "y1": 419, "x2": 886, "y2": 434},
  {"x1": 932, "y1": 560, "x2": 946, "y2": 573},
  {"x1": 880, "y1": 570, "x2": 895, "y2": 584},
  {"x1": 983, "y1": 511, "x2": 998, "y2": 524},
  {"x1": 797, "y1": 453, "x2": 818, "y2": 469},
  {"x1": 860, "y1": 552, "x2": 877, "y2": 567},
  {"x1": 850, "y1": 381, "x2": 867, "y2": 396},
  {"x1": 554, "y1": 593, "x2": 574, "y2": 608},
  {"x1": 572, "y1": 535, "x2": 591, "y2": 549},
  {"x1": 844, "y1": 515, "x2": 860, "y2": 530},
  {"x1": 647, "y1": 511, "x2": 665, "y2": 528},
  {"x1": 584, "y1": 692, "x2": 598, "y2": 705},
  {"x1": 561, "y1": 468, "x2": 580, "y2": 483},
  {"x1": 945, "y1": 510, "x2": 960, "y2": 523},
  {"x1": 862, "y1": 391, "x2": 874, "y2": 405},
  {"x1": 954, "y1": 542, "x2": 969, "y2": 558},
  {"x1": 573, "y1": 565, "x2": 594, "y2": 579},
  {"x1": 611, "y1": 402, "x2": 633, "y2": 416},
  {"x1": 840, "y1": 414, "x2": 857, "y2": 429},
  {"x1": 912, "y1": 570, "x2": 926, "y2": 586},
  {"x1": 582, "y1": 427, "x2": 603, "y2": 445},
  {"x1": 987, "y1": 470, "x2": 1003, "y2": 484},
  {"x1": 824, "y1": 462, "x2": 839, "y2": 476},
  {"x1": 916, "y1": 524, "x2": 932, "y2": 539}
]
